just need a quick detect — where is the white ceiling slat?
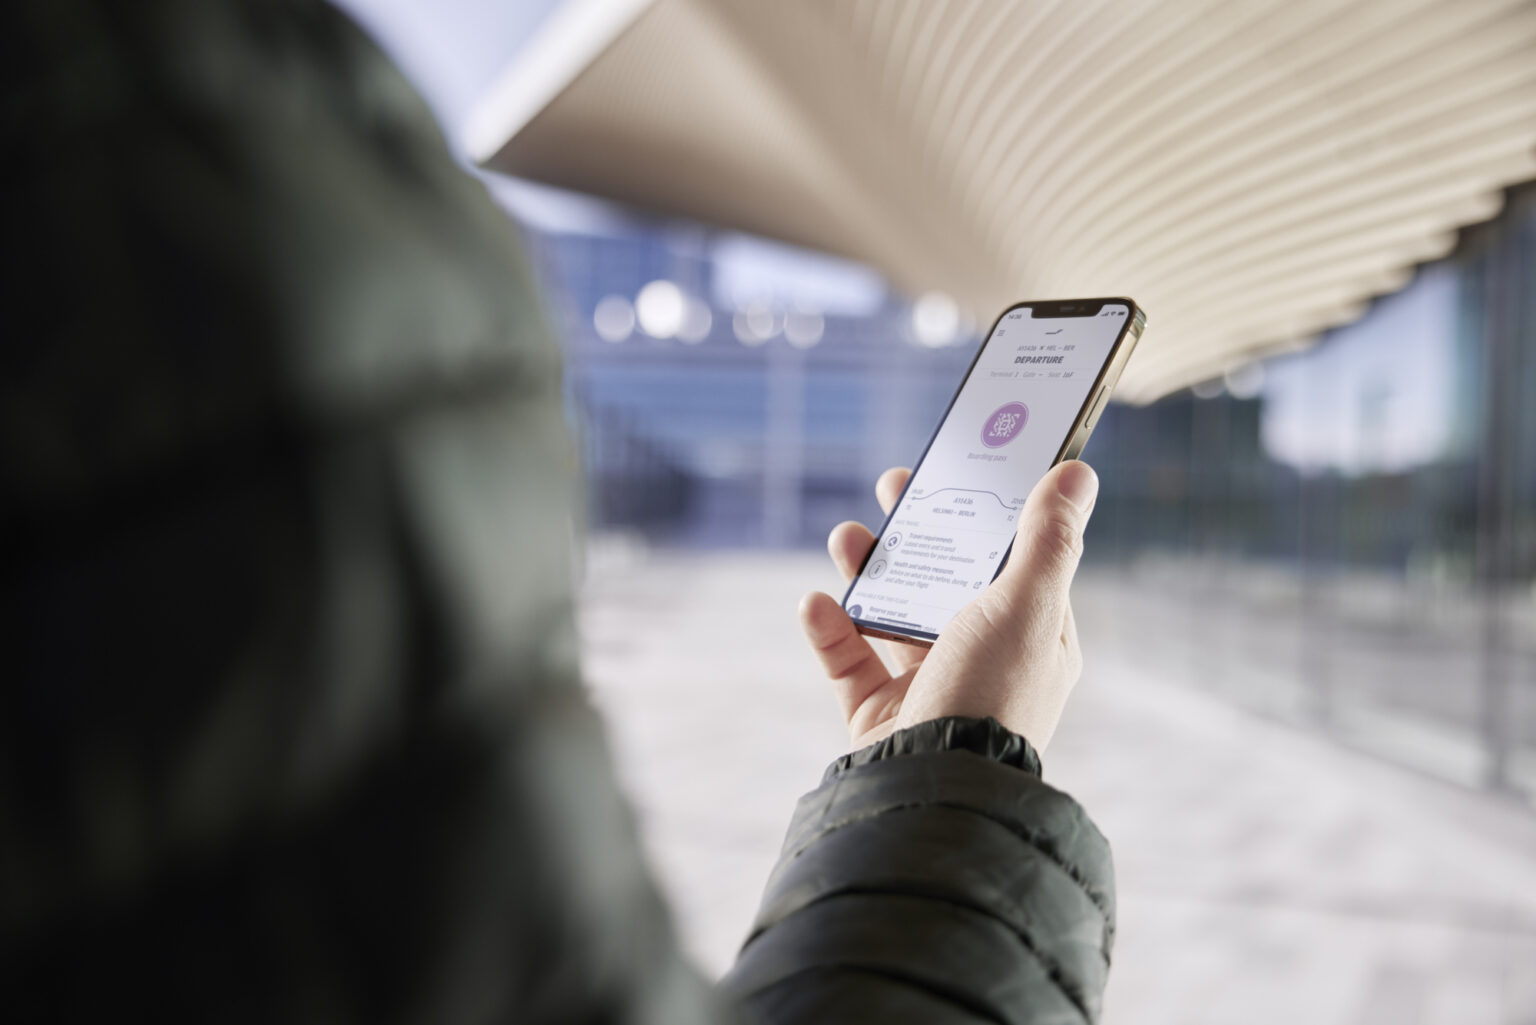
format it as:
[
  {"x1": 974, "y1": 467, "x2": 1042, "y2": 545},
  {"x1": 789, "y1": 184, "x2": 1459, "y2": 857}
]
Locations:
[
  {"x1": 1025, "y1": 6, "x2": 1529, "y2": 273},
  {"x1": 903, "y1": 0, "x2": 988, "y2": 147},
  {"x1": 474, "y1": 0, "x2": 1536, "y2": 403},
  {"x1": 1012, "y1": 0, "x2": 1337, "y2": 245},
  {"x1": 1139, "y1": 195, "x2": 1509, "y2": 311},
  {"x1": 953, "y1": 1, "x2": 1127, "y2": 227},
  {"x1": 1104, "y1": 95, "x2": 1536, "y2": 272},
  {"x1": 915, "y1": 3, "x2": 1047, "y2": 189}
]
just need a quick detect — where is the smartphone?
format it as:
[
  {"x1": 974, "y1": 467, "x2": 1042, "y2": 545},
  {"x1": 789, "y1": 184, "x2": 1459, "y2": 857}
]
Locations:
[{"x1": 842, "y1": 297, "x2": 1145, "y2": 647}]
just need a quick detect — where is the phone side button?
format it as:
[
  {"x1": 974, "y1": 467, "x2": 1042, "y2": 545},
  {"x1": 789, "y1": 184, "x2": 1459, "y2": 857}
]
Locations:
[{"x1": 1086, "y1": 387, "x2": 1108, "y2": 427}]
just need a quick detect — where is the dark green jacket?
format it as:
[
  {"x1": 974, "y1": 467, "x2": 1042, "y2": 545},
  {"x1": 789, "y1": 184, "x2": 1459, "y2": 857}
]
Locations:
[{"x1": 1, "y1": 2, "x2": 1115, "y2": 1022}]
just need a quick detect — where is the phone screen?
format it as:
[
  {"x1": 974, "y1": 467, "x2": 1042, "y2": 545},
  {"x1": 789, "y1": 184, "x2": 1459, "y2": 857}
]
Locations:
[{"x1": 843, "y1": 300, "x2": 1136, "y2": 642}]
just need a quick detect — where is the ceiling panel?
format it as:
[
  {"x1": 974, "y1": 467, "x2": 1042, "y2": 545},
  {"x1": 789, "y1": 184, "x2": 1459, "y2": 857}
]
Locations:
[{"x1": 474, "y1": 0, "x2": 1536, "y2": 401}]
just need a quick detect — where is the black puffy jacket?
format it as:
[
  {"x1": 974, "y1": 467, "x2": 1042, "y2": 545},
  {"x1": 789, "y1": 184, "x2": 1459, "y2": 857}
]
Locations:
[{"x1": 1, "y1": 2, "x2": 1115, "y2": 1022}]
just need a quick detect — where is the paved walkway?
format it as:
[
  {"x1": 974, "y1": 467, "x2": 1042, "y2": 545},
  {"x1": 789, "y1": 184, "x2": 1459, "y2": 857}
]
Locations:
[{"x1": 579, "y1": 546, "x2": 1536, "y2": 1025}]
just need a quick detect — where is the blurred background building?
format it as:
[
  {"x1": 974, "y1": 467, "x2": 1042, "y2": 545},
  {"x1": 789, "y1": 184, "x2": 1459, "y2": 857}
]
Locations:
[{"x1": 342, "y1": 1, "x2": 1535, "y2": 1021}]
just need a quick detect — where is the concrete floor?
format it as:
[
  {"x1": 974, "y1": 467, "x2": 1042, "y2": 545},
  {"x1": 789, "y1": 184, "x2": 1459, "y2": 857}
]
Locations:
[{"x1": 579, "y1": 546, "x2": 1536, "y2": 1025}]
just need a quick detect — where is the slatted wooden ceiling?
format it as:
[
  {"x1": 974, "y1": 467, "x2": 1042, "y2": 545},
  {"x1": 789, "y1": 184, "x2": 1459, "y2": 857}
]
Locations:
[{"x1": 472, "y1": 0, "x2": 1536, "y2": 401}]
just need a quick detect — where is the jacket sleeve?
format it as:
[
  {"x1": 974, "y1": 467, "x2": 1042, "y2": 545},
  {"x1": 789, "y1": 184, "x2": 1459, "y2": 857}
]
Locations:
[
  {"x1": 2, "y1": 3, "x2": 723, "y2": 1024},
  {"x1": 722, "y1": 717, "x2": 1116, "y2": 1025}
]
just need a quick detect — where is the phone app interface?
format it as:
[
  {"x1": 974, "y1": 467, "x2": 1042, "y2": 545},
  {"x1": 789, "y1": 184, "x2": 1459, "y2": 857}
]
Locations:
[{"x1": 844, "y1": 304, "x2": 1129, "y2": 638}]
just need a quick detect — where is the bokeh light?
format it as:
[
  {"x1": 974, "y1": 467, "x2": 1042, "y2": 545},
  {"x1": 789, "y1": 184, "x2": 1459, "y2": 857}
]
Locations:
[
  {"x1": 911, "y1": 290, "x2": 959, "y2": 348},
  {"x1": 593, "y1": 294, "x2": 635, "y2": 342},
  {"x1": 636, "y1": 279, "x2": 686, "y2": 338}
]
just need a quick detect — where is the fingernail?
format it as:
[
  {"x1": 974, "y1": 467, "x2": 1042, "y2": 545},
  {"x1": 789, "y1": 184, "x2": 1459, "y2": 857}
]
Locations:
[{"x1": 1057, "y1": 460, "x2": 1099, "y2": 513}]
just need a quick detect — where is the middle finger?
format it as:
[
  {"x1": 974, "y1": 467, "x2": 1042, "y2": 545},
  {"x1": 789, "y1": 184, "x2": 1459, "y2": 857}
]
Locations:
[{"x1": 827, "y1": 523, "x2": 929, "y2": 673}]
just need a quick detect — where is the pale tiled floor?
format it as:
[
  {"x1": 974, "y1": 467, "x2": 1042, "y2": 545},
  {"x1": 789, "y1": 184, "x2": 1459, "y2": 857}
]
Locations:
[{"x1": 580, "y1": 548, "x2": 1536, "y2": 1025}]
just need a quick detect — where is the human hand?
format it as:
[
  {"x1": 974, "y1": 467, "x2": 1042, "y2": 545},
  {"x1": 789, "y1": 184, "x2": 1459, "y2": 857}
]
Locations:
[{"x1": 801, "y1": 460, "x2": 1098, "y2": 751}]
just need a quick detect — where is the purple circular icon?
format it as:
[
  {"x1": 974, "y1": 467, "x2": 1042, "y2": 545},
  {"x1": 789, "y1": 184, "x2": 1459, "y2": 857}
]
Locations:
[{"x1": 981, "y1": 402, "x2": 1029, "y2": 448}]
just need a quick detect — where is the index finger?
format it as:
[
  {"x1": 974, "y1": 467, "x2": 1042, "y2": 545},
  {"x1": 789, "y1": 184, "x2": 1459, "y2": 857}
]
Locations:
[{"x1": 876, "y1": 467, "x2": 910, "y2": 515}]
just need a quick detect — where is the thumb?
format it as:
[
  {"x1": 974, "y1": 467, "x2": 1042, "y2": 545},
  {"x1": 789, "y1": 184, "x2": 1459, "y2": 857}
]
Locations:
[{"x1": 993, "y1": 460, "x2": 1098, "y2": 627}]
